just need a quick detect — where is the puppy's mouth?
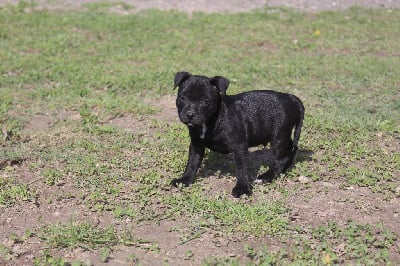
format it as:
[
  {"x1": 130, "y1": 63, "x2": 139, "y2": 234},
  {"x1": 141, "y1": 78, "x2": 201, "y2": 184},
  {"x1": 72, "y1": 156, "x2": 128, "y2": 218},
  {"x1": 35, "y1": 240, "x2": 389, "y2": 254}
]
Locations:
[
  {"x1": 183, "y1": 122, "x2": 207, "y2": 138},
  {"x1": 184, "y1": 121, "x2": 201, "y2": 128},
  {"x1": 179, "y1": 115, "x2": 204, "y2": 127}
]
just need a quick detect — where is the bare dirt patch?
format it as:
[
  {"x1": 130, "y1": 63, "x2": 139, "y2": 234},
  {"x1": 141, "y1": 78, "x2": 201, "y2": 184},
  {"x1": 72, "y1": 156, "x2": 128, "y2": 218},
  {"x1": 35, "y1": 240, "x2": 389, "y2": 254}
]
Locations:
[
  {"x1": 144, "y1": 94, "x2": 178, "y2": 122},
  {"x1": 288, "y1": 181, "x2": 400, "y2": 234},
  {"x1": 107, "y1": 94, "x2": 178, "y2": 132},
  {"x1": 0, "y1": 160, "x2": 269, "y2": 265},
  {"x1": 267, "y1": 0, "x2": 400, "y2": 11},
  {"x1": 1, "y1": 162, "x2": 94, "y2": 263},
  {"x1": 287, "y1": 179, "x2": 400, "y2": 263},
  {"x1": 126, "y1": 220, "x2": 265, "y2": 266},
  {"x1": 23, "y1": 110, "x2": 81, "y2": 133},
  {"x1": 24, "y1": 115, "x2": 53, "y2": 132}
]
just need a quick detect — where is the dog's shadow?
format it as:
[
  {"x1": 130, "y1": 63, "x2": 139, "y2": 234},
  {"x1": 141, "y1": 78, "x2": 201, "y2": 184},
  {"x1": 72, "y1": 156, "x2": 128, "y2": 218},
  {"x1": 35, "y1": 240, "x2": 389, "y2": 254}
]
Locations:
[{"x1": 199, "y1": 147, "x2": 313, "y2": 181}]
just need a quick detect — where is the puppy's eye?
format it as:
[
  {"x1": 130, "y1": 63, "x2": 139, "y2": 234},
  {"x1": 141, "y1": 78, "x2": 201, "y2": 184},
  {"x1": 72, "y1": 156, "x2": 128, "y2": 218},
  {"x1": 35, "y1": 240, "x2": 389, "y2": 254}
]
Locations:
[{"x1": 201, "y1": 98, "x2": 210, "y2": 105}]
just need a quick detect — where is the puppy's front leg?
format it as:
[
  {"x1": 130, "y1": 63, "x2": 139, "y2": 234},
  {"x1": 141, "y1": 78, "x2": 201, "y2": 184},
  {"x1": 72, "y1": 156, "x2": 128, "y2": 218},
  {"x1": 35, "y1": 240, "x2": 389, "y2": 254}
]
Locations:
[
  {"x1": 232, "y1": 148, "x2": 252, "y2": 198},
  {"x1": 171, "y1": 141, "x2": 205, "y2": 187}
]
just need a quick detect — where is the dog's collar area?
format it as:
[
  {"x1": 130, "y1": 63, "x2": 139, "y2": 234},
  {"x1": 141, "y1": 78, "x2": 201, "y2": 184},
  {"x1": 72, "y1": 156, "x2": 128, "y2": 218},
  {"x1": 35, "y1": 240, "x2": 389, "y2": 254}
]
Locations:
[
  {"x1": 200, "y1": 124, "x2": 207, "y2": 139},
  {"x1": 187, "y1": 124, "x2": 207, "y2": 139}
]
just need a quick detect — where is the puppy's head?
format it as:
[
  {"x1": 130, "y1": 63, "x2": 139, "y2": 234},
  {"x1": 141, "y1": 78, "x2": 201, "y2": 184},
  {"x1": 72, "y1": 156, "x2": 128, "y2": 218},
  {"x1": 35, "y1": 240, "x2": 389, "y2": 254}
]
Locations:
[{"x1": 174, "y1": 71, "x2": 229, "y2": 128}]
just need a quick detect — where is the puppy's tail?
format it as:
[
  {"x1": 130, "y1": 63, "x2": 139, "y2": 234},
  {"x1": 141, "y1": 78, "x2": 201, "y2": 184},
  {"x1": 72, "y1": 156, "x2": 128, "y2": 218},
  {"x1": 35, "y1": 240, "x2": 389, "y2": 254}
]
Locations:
[{"x1": 292, "y1": 96, "x2": 305, "y2": 152}]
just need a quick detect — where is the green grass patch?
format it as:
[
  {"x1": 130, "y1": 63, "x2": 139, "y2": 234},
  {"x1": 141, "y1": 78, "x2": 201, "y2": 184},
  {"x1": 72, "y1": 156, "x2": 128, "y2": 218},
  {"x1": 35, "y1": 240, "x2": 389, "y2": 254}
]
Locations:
[
  {"x1": 204, "y1": 221, "x2": 398, "y2": 265},
  {"x1": 1, "y1": 7, "x2": 399, "y2": 130},
  {"x1": 164, "y1": 190, "x2": 288, "y2": 236},
  {"x1": 35, "y1": 220, "x2": 134, "y2": 249},
  {"x1": 0, "y1": 175, "x2": 36, "y2": 207},
  {"x1": 242, "y1": 221, "x2": 398, "y2": 265}
]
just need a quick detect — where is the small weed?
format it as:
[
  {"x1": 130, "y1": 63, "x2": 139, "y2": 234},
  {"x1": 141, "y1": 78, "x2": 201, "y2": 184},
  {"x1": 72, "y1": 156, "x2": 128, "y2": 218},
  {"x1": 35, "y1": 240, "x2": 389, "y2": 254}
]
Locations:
[
  {"x1": 42, "y1": 168, "x2": 64, "y2": 186},
  {"x1": 0, "y1": 117, "x2": 24, "y2": 143},
  {"x1": 244, "y1": 245, "x2": 286, "y2": 265},
  {"x1": 0, "y1": 176, "x2": 36, "y2": 207},
  {"x1": 99, "y1": 247, "x2": 112, "y2": 263},
  {"x1": 33, "y1": 252, "x2": 87, "y2": 266},
  {"x1": 84, "y1": 1, "x2": 134, "y2": 13},
  {"x1": 113, "y1": 206, "x2": 137, "y2": 219},
  {"x1": 179, "y1": 228, "x2": 207, "y2": 246},
  {"x1": 202, "y1": 256, "x2": 240, "y2": 266},
  {"x1": 33, "y1": 253, "x2": 68, "y2": 266},
  {"x1": 184, "y1": 250, "x2": 194, "y2": 260},
  {"x1": 0, "y1": 243, "x2": 16, "y2": 261},
  {"x1": 127, "y1": 253, "x2": 139, "y2": 264}
]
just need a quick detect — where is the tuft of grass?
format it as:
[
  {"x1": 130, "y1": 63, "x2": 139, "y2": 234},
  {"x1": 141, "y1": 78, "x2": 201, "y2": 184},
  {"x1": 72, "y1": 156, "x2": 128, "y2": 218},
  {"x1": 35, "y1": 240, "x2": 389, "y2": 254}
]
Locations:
[
  {"x1": 0, "y1": 176, "x2": 36, "y2": 207},
  {"x1": 202, "y1": 256, "x2": 240, "y2": 266},
  {"x1": 33, "y1": 253, "x2": 69, "y2": 266},
  {"x1": 36, "y1": 221, "x2": 117, "y2": 249},
  {"x1": 84, "y1": 1, "x2": 134, "y2": 13},
  {"x1": 0, "y1": 243, "x2": 16, "y2": 261},
  {"x1": 35, "y1": 220, "x2": 133, "y2": 249},
  {"x1": 99, "y1": 247, "x2": 112, "y2": 263},
  {"x1": 33, "y1": 252, "x2": 87, "y2": 266}
]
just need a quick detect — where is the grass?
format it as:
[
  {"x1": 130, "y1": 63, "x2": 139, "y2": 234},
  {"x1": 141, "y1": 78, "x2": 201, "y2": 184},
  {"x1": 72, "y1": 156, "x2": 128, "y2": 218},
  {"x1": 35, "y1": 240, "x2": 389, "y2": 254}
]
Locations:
[
  {"x1": 34, "y1": 220, "x2": 135, "y2": 249},
  {"x1": 0, "y1": 2, "x2": 399, "y2": 264},
  {"x1": 247, "y1": 221, "x2": 398, "y2": 265},
  {"x1": 0, "y1": 175, "x2": 36, "y2": 207}
]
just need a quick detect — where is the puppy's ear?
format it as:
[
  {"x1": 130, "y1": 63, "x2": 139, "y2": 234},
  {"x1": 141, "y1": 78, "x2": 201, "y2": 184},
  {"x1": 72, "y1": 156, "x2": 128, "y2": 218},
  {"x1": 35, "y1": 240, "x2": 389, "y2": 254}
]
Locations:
[
  {"x1": 210, "y1": 76, "x2": 229, "y2": 95},
  {"x1": 174, "y1": 71, "x2": 191, "y2": 89}
]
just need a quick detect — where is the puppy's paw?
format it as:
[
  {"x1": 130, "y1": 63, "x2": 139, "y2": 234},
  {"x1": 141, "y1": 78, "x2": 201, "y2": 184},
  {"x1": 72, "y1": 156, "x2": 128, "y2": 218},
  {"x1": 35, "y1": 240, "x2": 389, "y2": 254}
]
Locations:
[
  {"x1": 171, "y1": 176, "x2": 194, "y2": 188},
  {"x1": 256, "y1": 171, "x2": 276, "y2": 184},
  {"x1": 254, "y1": 178, "x2": 267, "y2": 184},
  {"x1": 255, "y1": 177, "x2": 273, "y2": 184},
  {"x1": 231, "y1": 183, "x2": 252, "y2": 198}
]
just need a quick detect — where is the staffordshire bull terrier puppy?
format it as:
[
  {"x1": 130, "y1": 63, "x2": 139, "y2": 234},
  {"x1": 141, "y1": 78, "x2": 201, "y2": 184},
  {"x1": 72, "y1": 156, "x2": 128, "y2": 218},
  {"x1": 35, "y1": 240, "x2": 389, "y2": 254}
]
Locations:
[{"x1": 171, "y1": 71, "x2": 304, "y2": 197}]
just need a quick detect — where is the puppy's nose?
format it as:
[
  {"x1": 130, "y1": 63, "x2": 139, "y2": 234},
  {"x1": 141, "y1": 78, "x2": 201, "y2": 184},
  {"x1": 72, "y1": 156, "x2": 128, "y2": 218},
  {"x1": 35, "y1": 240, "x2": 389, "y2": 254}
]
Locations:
[{"x1": 186, "y1": 111, "x2": 194, "y2": 119}]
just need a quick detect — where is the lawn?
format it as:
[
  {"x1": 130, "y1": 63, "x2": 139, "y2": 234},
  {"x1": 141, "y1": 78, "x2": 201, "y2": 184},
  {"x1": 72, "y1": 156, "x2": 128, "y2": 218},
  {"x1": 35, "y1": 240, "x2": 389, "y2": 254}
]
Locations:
[{"x1": 0, "y1": 3, "x2": 399, "y2": 265}]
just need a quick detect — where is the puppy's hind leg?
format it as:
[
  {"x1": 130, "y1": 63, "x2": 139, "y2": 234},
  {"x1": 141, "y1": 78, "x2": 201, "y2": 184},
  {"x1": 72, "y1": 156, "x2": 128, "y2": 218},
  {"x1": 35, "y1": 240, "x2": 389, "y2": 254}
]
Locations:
[
  {"x1": 256, "y1": 134, "x2": 293, "y2": 183},
  {"x1": 282, "y1": 139, "x2": 297, "y2": 172}
]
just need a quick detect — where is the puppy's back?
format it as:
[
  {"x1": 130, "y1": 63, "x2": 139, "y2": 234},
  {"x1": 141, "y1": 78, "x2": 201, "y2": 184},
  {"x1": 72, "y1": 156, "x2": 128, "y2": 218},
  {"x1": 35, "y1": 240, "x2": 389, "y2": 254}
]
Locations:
[
  {"x1": 232, "y1": 90, "x2": 301, "y2": 119},
  {"x1": 229, "y1": 90, "x2": 303, "y2": 145}
]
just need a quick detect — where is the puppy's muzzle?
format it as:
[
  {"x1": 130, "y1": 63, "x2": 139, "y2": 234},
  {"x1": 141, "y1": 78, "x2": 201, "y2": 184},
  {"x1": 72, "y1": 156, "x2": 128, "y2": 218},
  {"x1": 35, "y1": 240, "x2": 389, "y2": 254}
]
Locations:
[
  {"x1": 182, "y1": 110, "x2": 201, "y2": 127},
  {"x1": 186, "y1": 111, "x2": 195, "y2": 120}
]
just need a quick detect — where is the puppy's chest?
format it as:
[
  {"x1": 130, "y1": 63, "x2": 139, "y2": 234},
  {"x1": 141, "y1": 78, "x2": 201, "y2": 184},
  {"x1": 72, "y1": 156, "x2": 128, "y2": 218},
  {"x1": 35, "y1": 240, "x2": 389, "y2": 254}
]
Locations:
[
  {"x1": 190, "y1": 125, "x2": 231, "y2": 153},
  {"x1": 202, "y1": 133, "x2": 231, "y2": 154}
]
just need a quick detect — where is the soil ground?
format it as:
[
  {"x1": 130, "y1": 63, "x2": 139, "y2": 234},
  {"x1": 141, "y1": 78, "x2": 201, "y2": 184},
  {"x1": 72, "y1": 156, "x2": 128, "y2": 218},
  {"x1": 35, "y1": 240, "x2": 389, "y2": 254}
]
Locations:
[
  {"x1": 2, "y1": 93, "x2": 399, "y2": 264},
  {"x1": 1, "y1": 1, "x2": 399, "y2": 265}
]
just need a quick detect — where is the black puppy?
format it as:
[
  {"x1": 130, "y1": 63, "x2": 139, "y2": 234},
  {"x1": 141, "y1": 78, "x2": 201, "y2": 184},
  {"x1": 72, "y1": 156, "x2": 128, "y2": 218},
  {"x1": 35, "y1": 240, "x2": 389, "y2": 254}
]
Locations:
[{"x1": 171, "y1": 72, "x2": 304, "y2": 197}]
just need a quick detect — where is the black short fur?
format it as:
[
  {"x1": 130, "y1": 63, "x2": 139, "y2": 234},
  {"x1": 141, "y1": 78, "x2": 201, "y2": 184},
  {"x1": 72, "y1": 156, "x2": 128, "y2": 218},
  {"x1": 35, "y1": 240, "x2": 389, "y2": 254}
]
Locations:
[{"x1": 171, "y1": 71, "x2": 305, "y2": 197}]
